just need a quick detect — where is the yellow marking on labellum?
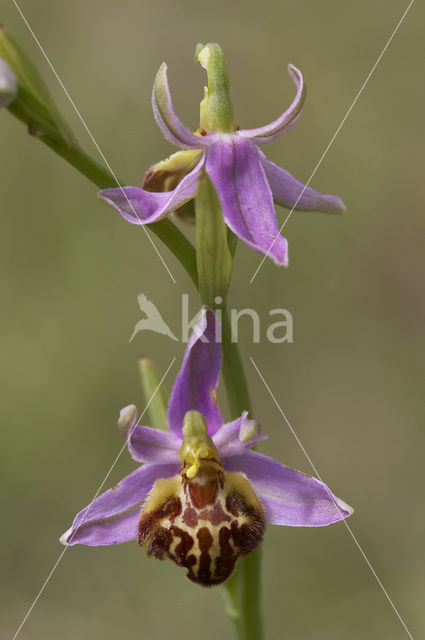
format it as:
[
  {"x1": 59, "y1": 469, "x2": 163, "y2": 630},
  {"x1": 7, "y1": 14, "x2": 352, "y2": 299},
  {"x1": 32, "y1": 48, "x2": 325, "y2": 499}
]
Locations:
[{"x1": 138, "y1": 411, "x2": 266, "y2": 586}]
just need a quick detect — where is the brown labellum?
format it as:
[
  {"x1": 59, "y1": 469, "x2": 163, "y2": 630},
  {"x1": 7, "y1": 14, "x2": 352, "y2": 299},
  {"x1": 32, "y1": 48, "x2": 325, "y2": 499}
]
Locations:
[{"x1": 138, "y1": 461, "x2": 266, "y2": 586}]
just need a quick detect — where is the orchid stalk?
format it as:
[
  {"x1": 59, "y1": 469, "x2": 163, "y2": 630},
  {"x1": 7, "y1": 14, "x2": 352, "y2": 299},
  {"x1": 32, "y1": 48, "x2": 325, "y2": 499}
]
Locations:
[{"x1": 1, "y1": 33, "x2": 351, "y2": 640}]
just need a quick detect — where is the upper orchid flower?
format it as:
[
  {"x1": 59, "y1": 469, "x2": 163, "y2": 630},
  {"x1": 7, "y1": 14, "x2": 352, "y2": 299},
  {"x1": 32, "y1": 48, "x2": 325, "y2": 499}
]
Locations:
[
  {"x1": 61, "y1": 308, "x2": 352, "y2": 586},
  {"x1": 98, "y1": 43, "x2": 345, "y2": 267}
]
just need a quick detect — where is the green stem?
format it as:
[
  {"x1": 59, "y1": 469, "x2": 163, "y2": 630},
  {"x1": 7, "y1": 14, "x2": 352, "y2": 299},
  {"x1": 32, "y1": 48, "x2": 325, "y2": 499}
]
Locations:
[
  {"x1": 42, "y1": 136, "x2": 119, "y2": 189},
  {"x1": 223, "y1": 550, "x2": 263, "y2": 640},
  {"x1": 221, "y1": 309, "x2": 263, "y2": 640},
  {"x1": 221, "y1": 308, "x2": 252, "y2": 416},
  {"x1": 195, "y1": 174, "x2": 233, "y2": 305}
]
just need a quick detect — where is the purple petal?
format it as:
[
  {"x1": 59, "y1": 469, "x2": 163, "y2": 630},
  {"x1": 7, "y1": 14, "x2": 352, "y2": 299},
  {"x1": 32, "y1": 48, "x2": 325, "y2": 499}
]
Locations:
[
  {"x1": 98, "y1": 156, "x2": 204, "y2": 225},
  {"x1": 61, "y1": 463, "x2": 179, "y2": 546},
  {"x1": 261, "y1": 154, "x2": 346, "y2": 213},
  {"x1": 152, "y1": 63, "x2": 207, "y2": 150},
  {"x1": 168, "y1": 307, "x2": 223, "y2": 437},
  {"x1": 224, "y1": 450, "x2": 353, "y2": 526},
  {"x1": 214, "y1": 412, "x2": 267, "y2": 456},
  {"x1": 238, "y1": 65, "x2": 305, "y2": 145},
  {"x1": 118, "y1": 404, "x2": 180, "y2": 463},
  {"x1": 127, "y1": 425, "x2": 181, "y2": 463},
  {"x1": 206, "y1": 136, "x2": 288, "y2": 266}
]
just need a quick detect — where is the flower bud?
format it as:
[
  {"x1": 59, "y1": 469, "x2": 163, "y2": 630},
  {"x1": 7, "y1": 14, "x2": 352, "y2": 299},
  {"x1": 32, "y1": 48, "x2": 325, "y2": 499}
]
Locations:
[
  {"x1": 0, "y1": 58, "x2": 17, "y2": 107},
  {"x1": 0, "y1": 26, "x2": 74, "y2": 143}
]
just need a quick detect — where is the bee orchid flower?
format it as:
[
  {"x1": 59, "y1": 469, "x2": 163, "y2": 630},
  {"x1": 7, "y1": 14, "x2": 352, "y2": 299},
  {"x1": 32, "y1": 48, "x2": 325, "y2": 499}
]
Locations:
[
  {"x1": 61, "y1": 308, "x2": 352, "y2": 586},
  {"x1": 98, "y1": 44, "x2": 345, "y2": 267}
]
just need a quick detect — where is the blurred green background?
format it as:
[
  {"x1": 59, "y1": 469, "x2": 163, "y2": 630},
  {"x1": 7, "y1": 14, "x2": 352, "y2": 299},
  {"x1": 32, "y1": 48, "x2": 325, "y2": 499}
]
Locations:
[{"x1": 1, "y1": 0, "x2": 424, "y2": 638}]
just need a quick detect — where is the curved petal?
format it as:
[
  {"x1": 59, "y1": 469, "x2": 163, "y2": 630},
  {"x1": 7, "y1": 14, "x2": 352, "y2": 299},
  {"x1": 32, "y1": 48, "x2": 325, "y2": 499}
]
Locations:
[
  {"x1": 117, "y1": 405, "x2": 180, "y2": 463},
  {"x1": 60, "y1": 463, "x2": 180, "y2": 546},
  {"x1": 168, "y1": 307, "x2": 223, "y2": 437},
  {"x1": 152, "y1": 63, "x2": 207, "y2": 150},
  {"x1": 238, "y1": 65, "x2": 305, "y2": 145},
  {"x1": 261, "y1": 154, "x2": 346, "y2": 213},
  {"x1": 127, "y1": 425, "x2": 181, "y2": 463},
  {"x1": 224, "y1": 450, "x2": 353, "y2": 527},
  {"x1": 98, "y1": 155, "x2": 204, "y2": 225},
  {"x1": 206, "y1": 136, "x2": 288, "y2": 266},
  {"x1": 214, "y1": 412, "x2": 267, "y2": 456}
]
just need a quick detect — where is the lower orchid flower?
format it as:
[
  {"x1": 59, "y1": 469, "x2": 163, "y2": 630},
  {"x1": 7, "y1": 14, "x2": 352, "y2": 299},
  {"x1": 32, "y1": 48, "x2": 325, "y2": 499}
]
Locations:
[
  {"x1": 98, "y1": 43, "x2": 345, "y2": 267},
  {"x1": 61, "y1": 308, "x2": 352, "y2": 586}
]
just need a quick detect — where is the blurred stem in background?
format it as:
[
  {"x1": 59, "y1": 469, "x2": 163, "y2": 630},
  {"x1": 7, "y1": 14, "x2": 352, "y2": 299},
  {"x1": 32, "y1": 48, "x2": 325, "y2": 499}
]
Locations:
[
  {"x1": 0, "y1": 28, "x2": 262, "y2": 640},
  {"x1": 138, "y1": 356, "x2": 170, "y2": 431}
]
